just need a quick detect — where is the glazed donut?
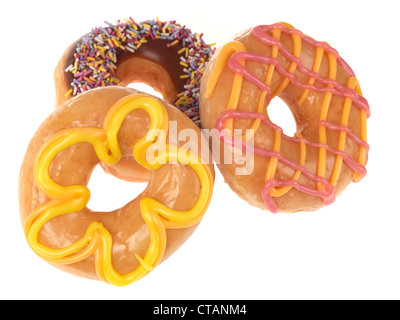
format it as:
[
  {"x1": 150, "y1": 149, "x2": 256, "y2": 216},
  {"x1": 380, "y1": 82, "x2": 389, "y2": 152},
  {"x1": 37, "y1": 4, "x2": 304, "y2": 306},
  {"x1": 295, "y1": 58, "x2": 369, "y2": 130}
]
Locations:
[
  {"x1": 19, "y1": 87, "x2": 214, "y2": 286},
  {"x1": 200, "y1": 23, "x2": 370, "y2": 213},
  {"x1": 54, "y1": 18, "x2": 215, "y2": 126}
]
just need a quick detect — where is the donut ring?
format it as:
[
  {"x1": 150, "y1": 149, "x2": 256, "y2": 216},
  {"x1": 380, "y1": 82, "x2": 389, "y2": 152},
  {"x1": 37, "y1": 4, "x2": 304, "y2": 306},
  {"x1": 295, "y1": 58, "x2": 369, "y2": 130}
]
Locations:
[
  {"x1": 54, "y1": 18, "x2": 215, "y2": 126},
  {"x1": 19, "y1": 87, "x2": 214, "y2": 286},
  {"x1": 200, "y1": 23, "x2": 370, "y2": 213}
]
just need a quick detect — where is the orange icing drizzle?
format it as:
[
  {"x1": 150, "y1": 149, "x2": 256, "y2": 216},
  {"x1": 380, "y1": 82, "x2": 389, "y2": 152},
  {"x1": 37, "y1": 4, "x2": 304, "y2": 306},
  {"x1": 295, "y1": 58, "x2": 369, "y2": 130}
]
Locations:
[{"x1": 206, "y1": 23, "x2": 370, "y2": 212}]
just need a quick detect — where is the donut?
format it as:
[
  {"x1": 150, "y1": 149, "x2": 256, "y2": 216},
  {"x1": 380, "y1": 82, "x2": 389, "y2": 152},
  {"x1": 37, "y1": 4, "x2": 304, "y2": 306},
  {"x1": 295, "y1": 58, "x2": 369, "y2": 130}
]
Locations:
[
  {"x1": 200, "y1": 23, "x2": 370, "y2": 213},
  {"x1": 19, "y1": 87, "x2": 214, "y2": 286},
  {"x1": 54, "y1": 18, "x2": 215, "y2": 126}
]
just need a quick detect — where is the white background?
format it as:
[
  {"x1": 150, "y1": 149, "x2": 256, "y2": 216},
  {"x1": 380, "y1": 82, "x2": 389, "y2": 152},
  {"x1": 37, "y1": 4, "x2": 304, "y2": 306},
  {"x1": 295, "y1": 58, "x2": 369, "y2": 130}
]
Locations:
[{"x1": 1, "y1": 0, "x2": 399, "y2": 300}]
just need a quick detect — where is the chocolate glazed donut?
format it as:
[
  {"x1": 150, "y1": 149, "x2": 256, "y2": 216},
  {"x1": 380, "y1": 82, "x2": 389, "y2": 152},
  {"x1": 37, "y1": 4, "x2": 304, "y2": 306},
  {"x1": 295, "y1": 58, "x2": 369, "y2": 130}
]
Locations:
[{"x1": 54, "y1": 18, "x2": 215, "y2": 126}]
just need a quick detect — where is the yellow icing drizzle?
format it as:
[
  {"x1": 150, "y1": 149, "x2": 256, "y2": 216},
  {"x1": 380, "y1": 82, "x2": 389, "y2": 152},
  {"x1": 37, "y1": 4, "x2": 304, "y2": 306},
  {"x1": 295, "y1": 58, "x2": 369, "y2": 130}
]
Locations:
[
  {"x1": 205, "y1": 41, "x2": 247, "y2": 134},
  {"x1": 24, "y1": 94, "x2": 213, "y2": 286},
  {"x1": 264, "y1": 26, "x2": 302, "y2": 196},
  {"x1": 316, "y1": 52, "x2": 337, "y2": 191}
]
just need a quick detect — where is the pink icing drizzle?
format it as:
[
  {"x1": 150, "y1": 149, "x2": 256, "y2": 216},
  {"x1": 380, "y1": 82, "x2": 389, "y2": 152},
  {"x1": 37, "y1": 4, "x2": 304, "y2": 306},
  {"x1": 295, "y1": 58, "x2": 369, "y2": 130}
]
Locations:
[{"x1": 215, "y1": 24, "x2": 370, "y2": 213}]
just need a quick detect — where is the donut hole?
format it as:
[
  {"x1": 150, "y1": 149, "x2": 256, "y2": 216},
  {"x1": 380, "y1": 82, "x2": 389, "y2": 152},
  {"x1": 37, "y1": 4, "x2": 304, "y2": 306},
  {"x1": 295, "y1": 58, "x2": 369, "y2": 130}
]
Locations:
[
  {"x1": 86, "y1": 164, "x2": 148, "y2": 213},
  {"x1": 116, "y1": 56, "x2": 179, "y2": 104},
  {"x1": 267, "y1": 98, "x2": 297, "y2": 137},
  {"x1": 127, "y1": 82, "x2": 163, "y2": 99}
]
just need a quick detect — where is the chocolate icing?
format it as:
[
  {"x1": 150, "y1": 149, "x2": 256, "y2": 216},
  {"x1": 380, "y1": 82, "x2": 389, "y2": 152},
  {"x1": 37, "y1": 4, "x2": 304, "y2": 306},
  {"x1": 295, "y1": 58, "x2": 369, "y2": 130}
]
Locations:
[{"x1": 64, "y1": 36, "x2": 186, "y2": 97}]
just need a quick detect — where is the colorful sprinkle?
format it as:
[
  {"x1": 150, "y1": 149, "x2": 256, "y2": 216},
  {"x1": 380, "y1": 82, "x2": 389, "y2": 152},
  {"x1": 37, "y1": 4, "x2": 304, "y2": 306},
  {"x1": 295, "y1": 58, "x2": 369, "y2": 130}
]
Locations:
[
  {"x1": 64, "y1": 18, "x2": 215, "y2": 126},
  {"x1": 64, "y1": 89, "x2": 73, "y2": 97}
]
